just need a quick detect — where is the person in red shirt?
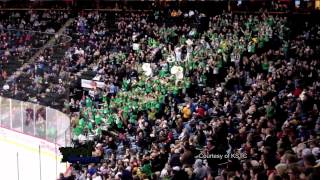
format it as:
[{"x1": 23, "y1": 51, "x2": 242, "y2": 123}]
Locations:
[
  {"x1": 196, "y1": 105, "x2": 205, "y2": 118},
  {"x1": 293, "y1": 87, "x2": 303, "y2": 97}
]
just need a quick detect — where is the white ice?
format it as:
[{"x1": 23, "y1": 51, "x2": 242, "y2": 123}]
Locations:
[{"x1": 0, "y1": 130, "x2": 67, "y2": 180}]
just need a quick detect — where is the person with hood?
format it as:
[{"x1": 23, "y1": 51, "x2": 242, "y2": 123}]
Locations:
[{"x1": 193, "y1": 159, "x2": 207, "y2": 180}]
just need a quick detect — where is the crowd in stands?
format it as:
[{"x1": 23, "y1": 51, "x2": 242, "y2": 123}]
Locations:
[
  {"x1": 0, "y1": 6, "x2": 319, "y2": 180},
  {"x1": 63, "y1": 10, "x2": 320, "y2": 180},
  {"x1": 0, "y1": 10, "x2": 71, "y2": 110}
]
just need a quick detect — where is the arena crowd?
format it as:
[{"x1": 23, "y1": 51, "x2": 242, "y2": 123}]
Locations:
[
  {"x1": 0, "y1": 6, "x2": 319, "y2": 180},
  {"x1": 62, "y1": 9, "x2": 320, "y2": 180},
  {"x1": 0, "y1": 10, "x2": 71, "y2": 110}
]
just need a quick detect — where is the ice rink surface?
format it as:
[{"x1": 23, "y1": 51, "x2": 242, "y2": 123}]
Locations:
[{"x1": 0, "y1": 127, "x2": 67, "y2": 180}]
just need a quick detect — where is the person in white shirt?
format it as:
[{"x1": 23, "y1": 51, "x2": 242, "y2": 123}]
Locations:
[{"x1": 174, "y1": 46, "x2": 182, "y2": 62}]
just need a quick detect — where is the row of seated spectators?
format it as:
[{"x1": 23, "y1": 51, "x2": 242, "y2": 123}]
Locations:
[{"x1": 0, "y1": 10, "x2": 71, "y2": 110}]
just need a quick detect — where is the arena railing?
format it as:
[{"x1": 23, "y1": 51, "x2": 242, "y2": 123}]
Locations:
[{"x1": 0, "y1": 96, "x2": 71, "y2": 147}]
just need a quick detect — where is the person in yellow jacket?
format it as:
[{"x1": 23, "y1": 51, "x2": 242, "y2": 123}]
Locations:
[{"x1": 182, "y1": 104, "x2": 192, "y2": 121}]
